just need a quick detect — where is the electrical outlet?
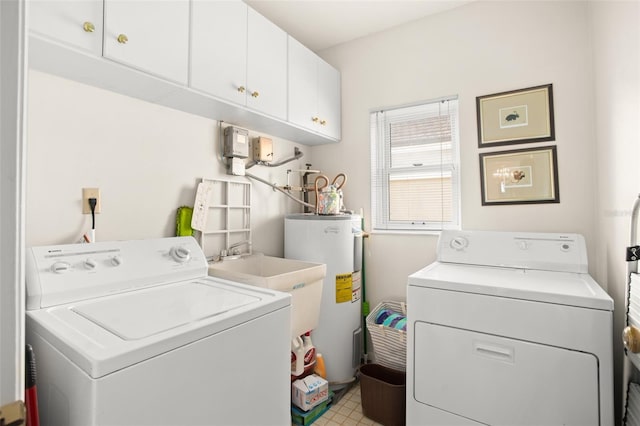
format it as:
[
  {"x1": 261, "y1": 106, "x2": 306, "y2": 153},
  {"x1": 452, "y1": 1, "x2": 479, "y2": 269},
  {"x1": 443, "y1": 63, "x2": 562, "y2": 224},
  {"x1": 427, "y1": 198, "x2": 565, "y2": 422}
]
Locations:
[{"x1": 82, "y1": 188, "x2": 101, "y2": 214}]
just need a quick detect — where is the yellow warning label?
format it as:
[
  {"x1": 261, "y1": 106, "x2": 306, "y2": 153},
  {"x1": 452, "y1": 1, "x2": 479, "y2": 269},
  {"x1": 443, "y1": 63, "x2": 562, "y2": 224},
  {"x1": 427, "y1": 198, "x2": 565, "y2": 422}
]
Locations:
[{"x1": 335, "y1": 273, "x2": 353, "y2": 303}]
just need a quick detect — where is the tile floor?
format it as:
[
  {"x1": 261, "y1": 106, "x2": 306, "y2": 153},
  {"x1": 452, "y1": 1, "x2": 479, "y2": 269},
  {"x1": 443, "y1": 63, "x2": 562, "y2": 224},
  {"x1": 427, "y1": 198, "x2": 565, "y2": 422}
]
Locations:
[{"x1": 311, "y1": 384, "x2": 383, "y2": 426}]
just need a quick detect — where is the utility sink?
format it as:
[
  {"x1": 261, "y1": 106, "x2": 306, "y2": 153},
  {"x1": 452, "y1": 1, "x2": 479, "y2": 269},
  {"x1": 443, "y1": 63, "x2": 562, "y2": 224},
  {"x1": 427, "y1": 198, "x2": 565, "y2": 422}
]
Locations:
[{"x1": 208, "y1": 254, "x2": 326, "y2": 338}]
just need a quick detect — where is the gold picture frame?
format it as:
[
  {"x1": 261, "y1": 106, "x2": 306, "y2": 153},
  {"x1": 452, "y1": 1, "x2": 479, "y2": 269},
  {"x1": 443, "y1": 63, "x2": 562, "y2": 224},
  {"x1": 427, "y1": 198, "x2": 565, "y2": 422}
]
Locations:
[
  {"x1": 479, "y1": 146, "x2": 559, "y2": 205},
  {"x1": 476, "y1": 84, "x2": 555, "y2": 147}
]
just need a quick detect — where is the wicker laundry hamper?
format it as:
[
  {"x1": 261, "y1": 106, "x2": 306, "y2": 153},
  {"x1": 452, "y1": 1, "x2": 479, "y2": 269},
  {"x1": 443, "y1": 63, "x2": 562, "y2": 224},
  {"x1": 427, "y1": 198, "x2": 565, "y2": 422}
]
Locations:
[{"x1": 365, "y1": 300, "x2": 407, "y2": 371}]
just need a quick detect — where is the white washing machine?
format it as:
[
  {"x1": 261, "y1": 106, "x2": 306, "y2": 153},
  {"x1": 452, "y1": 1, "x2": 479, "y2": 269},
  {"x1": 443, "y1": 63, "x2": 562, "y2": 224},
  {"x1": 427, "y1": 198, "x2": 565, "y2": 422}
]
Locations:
[
  {"x1": 25, "y1": 236, "x2": 291, "y2": 426},
  {"x1": 407, "y1": 230, "x2": 614, "y2": 426}
]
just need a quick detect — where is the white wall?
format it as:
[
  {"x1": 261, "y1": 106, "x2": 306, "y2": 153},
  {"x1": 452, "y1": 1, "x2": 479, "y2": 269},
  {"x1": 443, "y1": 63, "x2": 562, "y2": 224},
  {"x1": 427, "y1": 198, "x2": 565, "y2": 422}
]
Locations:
[
  {"x1": 317, "y1": 1, "x2": 597, "y2": 308},
  {"x1": 590, "y1": 0, "x2": 640, "y2": 417},
  {"x1": 25, "y1": 70, "x2": 309, "y2": 256}
]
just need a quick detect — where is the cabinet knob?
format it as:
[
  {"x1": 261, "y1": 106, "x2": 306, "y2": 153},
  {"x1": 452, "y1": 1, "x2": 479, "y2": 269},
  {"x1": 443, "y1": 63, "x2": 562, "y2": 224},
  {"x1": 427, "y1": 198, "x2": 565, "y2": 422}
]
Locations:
[
  {"x1": 237, "y1": 86, "x2": 245, "y2": 93},
  {"x1": 320, "y1": 119, "x2": 327, "y2": 126},
  {"x1": 117, "y1": 34, "x2": 128, "y2": 44},
  {"x1": 312, "y1": 117, "x2": 319, "y2": 123},
  {"x1": 83, "y1": 22, "x2": 95, "y2": 33},
  {"x1": 251, "y1": 91, "x2": 259, "y2": 98}
]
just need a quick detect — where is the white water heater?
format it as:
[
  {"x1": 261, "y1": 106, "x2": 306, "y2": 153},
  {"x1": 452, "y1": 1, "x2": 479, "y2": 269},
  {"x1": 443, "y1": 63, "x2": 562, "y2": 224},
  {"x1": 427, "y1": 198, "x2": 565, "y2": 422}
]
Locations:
[{"x1": 285, "y1": 213, "x2": 362, "y2": 387}]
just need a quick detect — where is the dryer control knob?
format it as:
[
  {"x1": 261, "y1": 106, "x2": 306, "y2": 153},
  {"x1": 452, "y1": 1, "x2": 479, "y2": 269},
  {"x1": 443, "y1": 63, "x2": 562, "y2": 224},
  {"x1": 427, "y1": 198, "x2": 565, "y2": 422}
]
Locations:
[
  {"x1": 111, "y1": 255, "x2": 123, "y2": 267},
  {"x1": 51, "y1": 261, "x2": 71, "y2": 274},
  {"x1": 170, "y1": 246, "x2": 190, "y2": 263},
  {"x1": 84, "y1": 258, "x2": 98, "y2": 270},
  {"x1": 450, "y1": 236, "x2": 468, "y2": 251}
]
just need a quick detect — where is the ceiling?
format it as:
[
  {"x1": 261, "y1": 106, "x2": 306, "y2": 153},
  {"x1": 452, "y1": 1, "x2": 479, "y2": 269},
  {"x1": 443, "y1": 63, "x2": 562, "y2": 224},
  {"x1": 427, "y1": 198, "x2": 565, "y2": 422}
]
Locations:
[{"x1": 244, "y1": 0, "x2": 472, "y2": 52}]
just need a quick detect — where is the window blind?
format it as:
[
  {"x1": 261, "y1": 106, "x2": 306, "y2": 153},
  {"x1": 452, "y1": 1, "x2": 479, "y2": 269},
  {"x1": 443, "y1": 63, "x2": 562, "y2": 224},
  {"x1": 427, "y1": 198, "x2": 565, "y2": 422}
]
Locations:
[{"x1": 370, "y1": 97, "x2": 460, "y2": 231}]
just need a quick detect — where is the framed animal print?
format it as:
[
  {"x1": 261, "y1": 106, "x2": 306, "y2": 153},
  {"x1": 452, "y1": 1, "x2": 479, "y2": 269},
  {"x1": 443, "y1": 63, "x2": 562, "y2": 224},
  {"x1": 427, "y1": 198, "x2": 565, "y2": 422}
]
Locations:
[
  {"x1": 476, "y1": 84, "x2": 555, "y2": 147},
  {"x1": 479, "y1": 145, "x2": 559, "y2": 205}
]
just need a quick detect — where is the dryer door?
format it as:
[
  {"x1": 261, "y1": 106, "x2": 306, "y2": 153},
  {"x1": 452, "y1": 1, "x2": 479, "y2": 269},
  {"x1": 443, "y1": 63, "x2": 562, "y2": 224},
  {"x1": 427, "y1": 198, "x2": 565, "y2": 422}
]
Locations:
[{"x1": 413, "y1": 322, "x2": 599, "y2": 425}]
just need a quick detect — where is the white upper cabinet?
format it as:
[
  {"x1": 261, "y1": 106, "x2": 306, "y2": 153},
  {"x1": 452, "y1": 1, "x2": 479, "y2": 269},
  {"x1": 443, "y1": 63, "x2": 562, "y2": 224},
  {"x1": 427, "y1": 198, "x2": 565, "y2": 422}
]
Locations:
[
  {"x1": 29, "y1": 0, "x2": 103, "y2": 55},
  {"x1": 103, "y1": 0, "x2": 189, "y2": 84},
  {"x1": 246, "y1": 7, "x2": 287, "y2": 120},
  {"x1": 288, "y1": 36, "x2": 341, "y2": 140},
  {"x1": 190, "y1": 0, "x2": 248, "y2": 106},
  {"x1": 288, "y1": 37, "x2": 318, "y2": 132},
  {"x1": 191, "y1": 3, "x2": 287, "y2": 120},
  {"x1": 27, "y1": 0, "x2": 340, "y2": 144},
  {"x1": 317, "y1": 57, "x2": 341, "y2": 140}
]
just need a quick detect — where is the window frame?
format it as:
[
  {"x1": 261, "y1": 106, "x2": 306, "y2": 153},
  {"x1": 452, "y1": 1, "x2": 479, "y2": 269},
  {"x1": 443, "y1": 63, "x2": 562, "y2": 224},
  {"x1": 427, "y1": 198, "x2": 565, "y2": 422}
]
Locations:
[{"x1": 370, "y1": 96, "x2": 461, "y2": 233}]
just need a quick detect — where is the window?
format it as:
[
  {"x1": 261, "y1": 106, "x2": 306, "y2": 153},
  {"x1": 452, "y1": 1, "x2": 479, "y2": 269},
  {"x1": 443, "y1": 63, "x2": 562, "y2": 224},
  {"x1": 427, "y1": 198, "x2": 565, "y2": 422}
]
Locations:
[{"x1": 370, "y1": 97, "x2": 460, "y2": 232}]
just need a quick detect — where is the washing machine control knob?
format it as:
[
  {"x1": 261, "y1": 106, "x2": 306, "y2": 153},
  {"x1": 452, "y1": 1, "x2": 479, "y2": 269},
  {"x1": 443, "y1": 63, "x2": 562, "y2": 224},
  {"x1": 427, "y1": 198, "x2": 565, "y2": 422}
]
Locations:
[
  {"x1": 170, "y1": 246, "x2": 191, "y2": 263},
  {"x1": 450, "y1": 236, "x2": 468, "y2": 251},
  {"x1": 84, "y1": 258, "x2": 98, "y2": 270},
  {"x1": 51, "y1": 261, "x2": 71, "y2": 274},
  {"x1": 111, "y1": 255, "x2": 123, "y2": 267}
]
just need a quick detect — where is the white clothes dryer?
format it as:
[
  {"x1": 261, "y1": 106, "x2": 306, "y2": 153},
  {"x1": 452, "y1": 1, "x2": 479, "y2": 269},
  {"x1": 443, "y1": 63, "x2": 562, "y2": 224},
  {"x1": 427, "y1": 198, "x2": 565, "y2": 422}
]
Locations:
[
  {"x1": 26, "y1": 236, "x2": 291, "y2": 426},
  {"x1": 407, "y1": 230, "x2": 614, "y2": 426}
]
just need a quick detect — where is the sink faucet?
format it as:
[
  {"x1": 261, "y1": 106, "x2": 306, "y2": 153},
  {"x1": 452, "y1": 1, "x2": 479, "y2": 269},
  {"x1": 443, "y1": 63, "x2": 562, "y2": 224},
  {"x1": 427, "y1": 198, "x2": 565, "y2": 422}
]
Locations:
[{"x1": 225, "y1": 240, "x2": 252, "y2": 256}]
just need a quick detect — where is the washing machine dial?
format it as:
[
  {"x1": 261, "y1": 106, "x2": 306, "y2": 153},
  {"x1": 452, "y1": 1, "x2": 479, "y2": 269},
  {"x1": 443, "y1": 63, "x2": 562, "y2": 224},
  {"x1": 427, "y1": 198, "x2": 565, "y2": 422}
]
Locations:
[
  {"x1": 84, "y1": 258, "x2": 98, "y2": 270},
  {"x1": 51, "y1": 261, "x2": 71, "y2": 274},
  {"x1": 170, "y1": 246, "x2": 191, "y2": 263},
  {"x1": 111, "y1": 255, "x2": 123, "y2": 267},
  {"x1": 450, "y1": 236, "x2": 469, "y2": 251}
]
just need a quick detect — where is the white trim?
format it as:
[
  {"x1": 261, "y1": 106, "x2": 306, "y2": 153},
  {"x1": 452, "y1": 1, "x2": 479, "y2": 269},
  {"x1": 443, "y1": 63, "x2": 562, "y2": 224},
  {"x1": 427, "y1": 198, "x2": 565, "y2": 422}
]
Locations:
[{"x1": 0, "y1": 0, "x2": 27, "y2": 404}]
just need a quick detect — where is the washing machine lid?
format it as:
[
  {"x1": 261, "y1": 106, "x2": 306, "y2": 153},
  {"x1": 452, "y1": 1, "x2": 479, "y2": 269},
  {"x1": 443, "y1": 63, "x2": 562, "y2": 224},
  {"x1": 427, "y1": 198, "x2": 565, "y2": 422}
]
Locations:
[
  {"x1": 72, "y1": 280, "x2": 258, "y2": 340},
  {"x1": 26, "y1": 277, "x2": 290, "y2": 378},
  {"x1": 408, "y1": 261, "x2": 613, "y2": 311}
]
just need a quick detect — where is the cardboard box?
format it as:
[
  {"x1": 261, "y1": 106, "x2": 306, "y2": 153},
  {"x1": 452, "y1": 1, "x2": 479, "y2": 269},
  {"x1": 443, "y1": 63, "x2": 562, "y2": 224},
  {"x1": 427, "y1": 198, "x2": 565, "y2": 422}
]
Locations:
[{"x1": 292, "y1": 374, "x2": 329, "y2": 411}]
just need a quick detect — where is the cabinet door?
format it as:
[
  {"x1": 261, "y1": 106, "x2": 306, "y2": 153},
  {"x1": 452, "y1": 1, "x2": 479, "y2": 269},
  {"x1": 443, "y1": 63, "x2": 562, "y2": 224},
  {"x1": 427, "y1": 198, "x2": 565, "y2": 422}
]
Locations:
[
  {"x1": 288, "y1": 36, "x2": 319, "y2": 132},
  {"x1": 246, "y1": 7, "x2": 287, "y2": 120},
  {"x1": 29, "y1": 0, "x2": 103, "y2": 55},
  {"x1": 103, "y1": 0, "x2": 189, "y2": 84},
  {"x1": 191, "y1": 0, "x2": 247, "y2": 105},
  {"x1": 317, "y1": 58, "x2": 341, "y2": 139}
]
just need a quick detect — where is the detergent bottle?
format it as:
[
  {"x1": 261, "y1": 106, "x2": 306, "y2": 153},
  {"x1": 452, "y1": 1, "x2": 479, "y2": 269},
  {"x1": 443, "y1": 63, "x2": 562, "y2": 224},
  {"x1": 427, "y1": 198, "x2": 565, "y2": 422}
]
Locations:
[
  {"x1": 314, "y1": 353, "x2": 326, "y2": 379},
  {"x1": 302, "y1": 332, "x2": 316, "y2": 368},
  {"x1": 291, "y1": 336, "x2": 304, "y2": 376}
]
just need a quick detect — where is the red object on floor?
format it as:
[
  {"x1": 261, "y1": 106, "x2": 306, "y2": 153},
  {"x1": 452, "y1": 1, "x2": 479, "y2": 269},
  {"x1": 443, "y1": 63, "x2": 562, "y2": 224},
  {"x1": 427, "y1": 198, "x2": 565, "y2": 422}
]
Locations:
[{"x1": 25, "y1": 344, "x2": 40, "y2": 426}]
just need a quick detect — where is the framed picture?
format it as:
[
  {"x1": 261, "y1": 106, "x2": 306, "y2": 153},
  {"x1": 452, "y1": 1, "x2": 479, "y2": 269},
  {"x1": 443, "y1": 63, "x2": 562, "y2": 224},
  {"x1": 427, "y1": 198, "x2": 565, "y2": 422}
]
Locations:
[
  {"x1": 476, "y1": 84, "x2": 555, "y2": 147},
  {"x1": 479, "y1": 146, "x2": 559, "y2": 205}
]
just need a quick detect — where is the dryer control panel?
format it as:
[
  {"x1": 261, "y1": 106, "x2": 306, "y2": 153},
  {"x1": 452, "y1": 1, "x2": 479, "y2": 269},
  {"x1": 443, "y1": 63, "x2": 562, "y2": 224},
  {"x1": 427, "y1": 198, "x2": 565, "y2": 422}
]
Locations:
[
  {"x1": 438, "y1": 230, "x2": 588, "y2": 273},
  {"x1": 26, "y1": 236, "x2": 207, "y2": 310}
]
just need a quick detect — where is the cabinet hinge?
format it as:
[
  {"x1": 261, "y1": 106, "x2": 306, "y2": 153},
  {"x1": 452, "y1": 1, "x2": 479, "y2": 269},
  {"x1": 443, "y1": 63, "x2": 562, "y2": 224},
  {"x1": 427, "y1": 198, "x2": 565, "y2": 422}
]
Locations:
[{"x1": 627, "y1": 245, "x2": 640, "y2": 261}]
